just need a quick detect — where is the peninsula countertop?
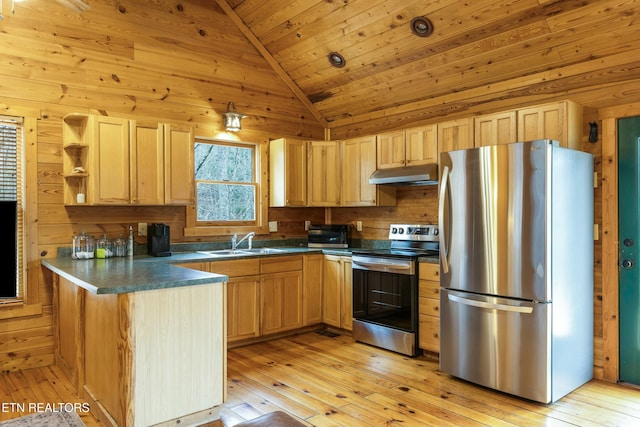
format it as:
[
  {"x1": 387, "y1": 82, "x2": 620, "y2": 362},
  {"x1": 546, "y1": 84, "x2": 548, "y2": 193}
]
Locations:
[{"x1": 41, "y1": 256, "x2": 228, "y2": 294}]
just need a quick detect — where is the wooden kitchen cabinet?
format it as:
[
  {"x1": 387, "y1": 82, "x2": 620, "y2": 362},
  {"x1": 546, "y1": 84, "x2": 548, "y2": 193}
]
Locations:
[
  {"x1": 62, "y1": 114, "x2": 194, "y2": 206},
  {"x1": 418, "y1": 262, "x2": 440, "y2": 353},
  {"x1": 206, "y1": 259, "x2": 260, "y2": 343},
  {"x1": 260, "y1": 255, "x2": 304, "y2": 335},
  {"x1": 94, "y1": 116, "x2": 130, "y2": 204},
  {"x1": 517, "y1": 100, "x2": 582, "y2": 149},
  {"x1": 269, "y1": 138, "x2": 307, "y2": 207},
  {"x1": 307, "y1": 140, "x2": 341, "y2": 206},
  {"x1": 303, "y1": 254, "x2": 324, "y2": 326},
  {"x1": 377, "y1": 125, "x2": 437, "y2": 169},
  {"x1": 323, "y1": 255, "x2": 353, "y2": 331},
  {"x1": 342, "y1": 135, "x2": 396, "y2": 206},
  {"x1": 376, "y1": 130, "x2": 405, "y2": 169},
  {"x1": 164, "y1": 123, "x2": 195, "y2": 205},
  {"x1": 474, "y1": 111, "x2": 517, "y2": 147},
  {"x1": 130, "y1": 120, "x2": 164, "y2": 205},
  {"x1": 437, "y1": 117, "x2": 474, "y2": 154}
]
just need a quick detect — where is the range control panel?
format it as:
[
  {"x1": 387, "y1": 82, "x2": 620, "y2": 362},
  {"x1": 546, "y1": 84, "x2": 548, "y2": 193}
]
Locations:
[{"x1": 389, "y1": 224, "x2": 439, "y2": 241}]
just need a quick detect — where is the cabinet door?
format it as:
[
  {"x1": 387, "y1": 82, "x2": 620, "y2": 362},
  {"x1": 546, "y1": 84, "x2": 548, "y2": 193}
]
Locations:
[
  {"x1": 376, "y1": 130, "x2": 405, "y2": 169},
  {"x1": 474, "y1": 111, "x2": 517, "y2": 147},
  {"x1": 228, "y1": 276, "x2": 260, "y2": 342},
  {"x1": 130, "y1": 121, "x2": 164, "y2": 205},
  {"x1": 405, "y1": 125, "x2": 438, "y2": 166},
  {"x1": 322, "y1": 255, "x2": 342, "y2": 328},
  {"x1": 437, "y1": 118, "x2": 474, "y2": 153},
  {"x1": 517, "y1": 103, "x2": 566, "y2": 145},
  {"x1": 269, "y1": 138, "x2": 307, "y2": 207},
  {"x1": 303, "y1": 254, "x2": 324, "y2": 325},
  {"x1": 340, "y1": 257, "x2": 353, "y2": 331},
  {"x1": 342, "y1": 136, "x2": 375, "y2": 206},
  {"x1": 164, "y1": 123, "x2": 194, "y2": 205},
  {"x1": 308, "y1": 141, "x2": 341, "y2": 206},
  {"x1": 94, "y1": 116, "x2": 130, "y2": 205},
  {"x1": 261, "y1": 271, "x2": 303, "y2": 335}
]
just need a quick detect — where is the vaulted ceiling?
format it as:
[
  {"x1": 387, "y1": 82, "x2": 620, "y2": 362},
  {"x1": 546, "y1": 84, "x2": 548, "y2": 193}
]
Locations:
[{"x1": 215, "y1": 0, "x2": 640, "y2": 139}]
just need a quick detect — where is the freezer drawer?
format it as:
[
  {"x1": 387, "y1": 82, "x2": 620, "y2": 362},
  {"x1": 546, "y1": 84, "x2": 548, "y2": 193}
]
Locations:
[{"x1": 440, "y1": 289, "x2": 551, "y2": 403}]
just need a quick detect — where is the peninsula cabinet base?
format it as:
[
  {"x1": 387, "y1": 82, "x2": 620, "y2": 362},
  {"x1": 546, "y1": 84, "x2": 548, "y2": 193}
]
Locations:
[{"x1": 53, "y1": 275, "x2": 227, "y2": 427}]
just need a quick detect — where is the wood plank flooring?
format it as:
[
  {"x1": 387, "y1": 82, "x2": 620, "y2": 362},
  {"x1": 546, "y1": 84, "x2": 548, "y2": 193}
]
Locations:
[
  {"x1": 223, "y1": 331, "x2": 640, "y2": 427},
  {"x1": 1, "y1": 331, "x2": 640, "y2": 427}
]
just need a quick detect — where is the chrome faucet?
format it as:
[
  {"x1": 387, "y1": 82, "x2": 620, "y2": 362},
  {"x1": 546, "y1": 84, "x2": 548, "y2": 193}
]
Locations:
[{"x1": 231, "y1": 232, "x2": 255, "y2": 250}]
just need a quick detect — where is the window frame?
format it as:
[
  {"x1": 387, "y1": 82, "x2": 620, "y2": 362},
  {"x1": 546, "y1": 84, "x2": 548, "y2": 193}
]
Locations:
[
  {"x1": 185, "y1": 137, "x2": 268, "y2": 237},
  {"x1": 0, "y1": 108, "x2": 41, "y2": 316}
]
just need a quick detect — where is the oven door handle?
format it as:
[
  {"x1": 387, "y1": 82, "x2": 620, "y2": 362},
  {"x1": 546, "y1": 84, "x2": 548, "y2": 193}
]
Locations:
[{"x1": 352, "y1": 259, "x2": 415, "y2": 274}]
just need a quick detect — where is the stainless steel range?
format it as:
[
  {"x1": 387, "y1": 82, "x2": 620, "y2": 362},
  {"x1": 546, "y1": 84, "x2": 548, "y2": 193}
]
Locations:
[{"x1": 351, "y1": 224, "x2": 439, "y2": 356}]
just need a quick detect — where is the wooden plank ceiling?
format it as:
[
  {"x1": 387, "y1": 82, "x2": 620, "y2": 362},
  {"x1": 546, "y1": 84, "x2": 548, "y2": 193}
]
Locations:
[{"x1": 215, "y1": 0, "x2": 640, "y2": 139}]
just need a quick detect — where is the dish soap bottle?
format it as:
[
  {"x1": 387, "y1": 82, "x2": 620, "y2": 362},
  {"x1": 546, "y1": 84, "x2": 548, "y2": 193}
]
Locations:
[{"x1": 127, "y1": 225, "x2": 134, "y2": 257}]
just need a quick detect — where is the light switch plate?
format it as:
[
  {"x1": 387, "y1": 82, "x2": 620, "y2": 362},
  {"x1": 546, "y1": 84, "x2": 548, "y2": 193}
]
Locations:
[
  {"x1": 138, "y1": 222, "x2": 147, "y2": 237},
  {"x1": 269, "y1": 221, "x2": 278, "y2": 232},
  {"x1": 305, "y1": 220, "x2": 311, "y2": 230},
  {"x1": 356, "y1": 221, "x2": 363, "y2": 231}
]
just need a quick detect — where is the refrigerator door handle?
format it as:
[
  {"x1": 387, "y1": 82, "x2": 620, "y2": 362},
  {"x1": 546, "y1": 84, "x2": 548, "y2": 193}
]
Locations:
[
  {"x1": 447, "y1": 293, "x2": 534, "y2": 314},
  {"x1": 439, "y1": 165, "x2": 450, "y2": 273}
]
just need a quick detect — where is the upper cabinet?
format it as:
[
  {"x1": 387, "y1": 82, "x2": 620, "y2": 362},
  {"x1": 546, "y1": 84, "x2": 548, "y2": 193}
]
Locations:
[
  {"x1": 437, "y1": 118, "x2": 474, "y2": 154},
  {"x1": 269, "y1": 138, "x2": 307, "y2": 207},
  {"x1": 307, "y1": 140, "x2": 341, "y2": 206},
  {"x1": 377, "y1": 125, "x2": 437, "y2": 169},
  {"x1": 62, "y1": 114, "x2": 194, "y2": 206},
  {"x1": 474, "y1": 111, "x2": 517, "y2": 147},
  {"x1": 342, "y1": 136, "x2": 395, "y2": 207},
  {"x1": 517, "y1": 100, "x2": 582, "y2": 149},
  {"x1": 164, "y1": 123, "x2": 195, "y2": 205}
]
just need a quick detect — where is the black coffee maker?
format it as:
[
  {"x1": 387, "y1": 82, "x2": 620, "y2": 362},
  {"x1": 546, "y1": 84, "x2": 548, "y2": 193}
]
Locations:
[{"x1": 147, "y1": 223, "x2": 171, "y2": 257}]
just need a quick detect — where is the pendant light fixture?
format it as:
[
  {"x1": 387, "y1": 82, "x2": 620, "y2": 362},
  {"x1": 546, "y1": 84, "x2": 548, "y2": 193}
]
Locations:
[{"x1": 223, "y1": 102, "x2": 245, "y2": 132}]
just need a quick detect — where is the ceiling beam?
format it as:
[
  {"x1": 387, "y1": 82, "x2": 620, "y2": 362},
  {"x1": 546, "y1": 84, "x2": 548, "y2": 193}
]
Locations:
[{"x1": 213, "y1": 0, "x2": 329, "y2": 128}]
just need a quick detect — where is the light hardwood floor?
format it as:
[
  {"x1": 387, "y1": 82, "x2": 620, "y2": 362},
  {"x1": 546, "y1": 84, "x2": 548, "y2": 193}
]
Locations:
[{"x1": 2, "y1": 331, "x2": 640, "y2": 427}]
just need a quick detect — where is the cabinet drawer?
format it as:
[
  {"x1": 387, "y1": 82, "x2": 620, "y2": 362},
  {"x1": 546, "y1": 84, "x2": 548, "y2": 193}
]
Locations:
[
  {"x1": 419, "y1": 280, "x2": 440, "y2": 299},
  {"x1": 209, "y1": 258, "x2": 260, "y2": 277},
  {"x1": 419, "y1": 295, "x2": 440, "y2": 317},
  {"x1": 419, "y1": 262, "x2": 439, "y2": 281},
  {"x1": 261, "y1": 255, "x2": 303, "y2": 274},
  {"x1": 419, "y1": 314, "x2": 440, "y2": 353}
]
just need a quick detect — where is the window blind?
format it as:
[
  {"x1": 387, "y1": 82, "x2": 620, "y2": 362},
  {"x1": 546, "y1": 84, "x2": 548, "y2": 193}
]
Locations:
[{"x1": 0, "y1": 116, "x2": 23, "y2": 300}]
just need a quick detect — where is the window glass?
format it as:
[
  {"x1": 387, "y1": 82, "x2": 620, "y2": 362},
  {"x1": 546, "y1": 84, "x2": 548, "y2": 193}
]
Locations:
[
  {"x1": 0, "y1": 118, "x2": 22, "y2": 299},
  {"x1": 194, "y1": 141, "x2": 257, "y2": 223}
]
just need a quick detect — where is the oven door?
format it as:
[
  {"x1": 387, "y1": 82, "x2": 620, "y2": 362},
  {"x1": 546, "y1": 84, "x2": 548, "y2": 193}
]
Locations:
[{"x1": 352, "y1": 255, "x2": 417, "y2": 332}]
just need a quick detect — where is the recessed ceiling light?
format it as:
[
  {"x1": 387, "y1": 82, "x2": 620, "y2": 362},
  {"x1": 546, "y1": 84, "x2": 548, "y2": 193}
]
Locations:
[
  {"x1": 410, "y1": 16, "x2": 434, "y2": 37},
  {"x1": 328, "y1": 52, "x2": 346, "y2": 68}
]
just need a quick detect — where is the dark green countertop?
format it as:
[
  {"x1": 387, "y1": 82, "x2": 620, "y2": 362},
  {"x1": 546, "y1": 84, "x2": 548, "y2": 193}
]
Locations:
[
  {"x1": 42, "y1": 256, "x2": 228, "y2": 295},
  {"x1": 42, "y1": 247, "x2": 438, "y2": 295}
]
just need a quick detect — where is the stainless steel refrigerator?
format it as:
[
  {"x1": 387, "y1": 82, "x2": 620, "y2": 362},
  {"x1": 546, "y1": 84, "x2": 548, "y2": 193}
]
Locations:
[{"x1": 438, "y1": 139, "x2": 593, "y2": 404}]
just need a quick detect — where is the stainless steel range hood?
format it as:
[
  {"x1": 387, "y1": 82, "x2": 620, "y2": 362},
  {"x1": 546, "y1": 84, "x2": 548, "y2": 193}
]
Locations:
[{"x1": 368, "y1": 164, "x2": 438, "y2": 186}]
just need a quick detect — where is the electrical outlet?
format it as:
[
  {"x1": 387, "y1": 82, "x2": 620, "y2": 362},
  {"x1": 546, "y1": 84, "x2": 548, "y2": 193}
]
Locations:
[
  {"x1": 269, "y1": 221, "x2": 278, "y2": 232},
  {"x1": 356, "y1": 221, "x2": 363, "y2": 232},
  {"x1": 138, "y1": 222, "x2": 147, "y2": 237},
  {"x1": 305, "y1": 220, "x2": 311, "y2": 230}
]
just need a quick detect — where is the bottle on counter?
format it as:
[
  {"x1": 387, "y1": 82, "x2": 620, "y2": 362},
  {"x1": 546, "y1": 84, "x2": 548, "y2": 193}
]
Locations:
[{"x1": 127, "y1": 225, "x2": 134, "y2": 257}]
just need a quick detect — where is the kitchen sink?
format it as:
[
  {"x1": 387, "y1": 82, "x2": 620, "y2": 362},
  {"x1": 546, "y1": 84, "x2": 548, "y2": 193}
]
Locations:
[
  {"x1": 240, "y1": 248, "x2": 286, "y2": 254},
  {"x1": 197, "y1": 248, "x2": 286, "y2": 257}
]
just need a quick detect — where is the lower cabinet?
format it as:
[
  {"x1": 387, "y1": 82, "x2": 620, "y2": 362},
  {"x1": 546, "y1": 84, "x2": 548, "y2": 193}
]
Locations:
[
  {"x1": 303, "y1": 254, "x2": 324, "y2": 325},
  {"x1": 260, "y1": 255, "x2": 304, "y2": 335},
  {"x1": 182, "y1": 259, "x2": 260, "y2": 343},
  {"x1": 323, "y1": 255, "x2": 353, "y2": 331},
  {"x1": 418, "y1": 262, "x2": 440, "y2": 353}
]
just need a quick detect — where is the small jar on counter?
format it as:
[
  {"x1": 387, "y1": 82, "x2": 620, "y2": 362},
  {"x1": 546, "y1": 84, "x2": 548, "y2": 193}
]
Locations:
[
  {"x1": 96, "y1": 234, "x2": 113, "y2": 258},
  {"x1": 72, "y1": 231, "x2": 95, "y2": 259}
]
